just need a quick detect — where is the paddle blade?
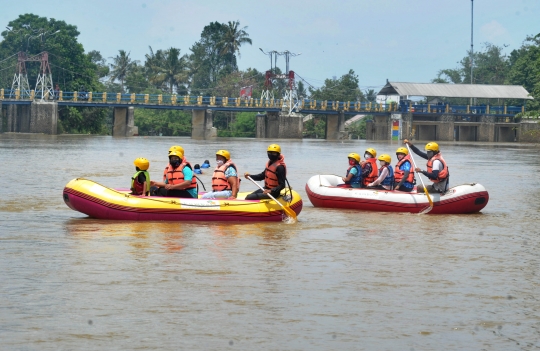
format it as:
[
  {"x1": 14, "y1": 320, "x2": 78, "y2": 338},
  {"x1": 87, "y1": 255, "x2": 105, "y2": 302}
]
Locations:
[
  {"x1": 419, "y1": 188, "x2": 434, "y2": 214},
  {"x1": 282, "y1": 205, "x2": 298, "y2": 223}
]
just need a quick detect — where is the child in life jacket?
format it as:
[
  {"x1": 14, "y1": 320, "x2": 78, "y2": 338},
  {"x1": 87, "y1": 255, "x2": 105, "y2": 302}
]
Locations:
[
  {"x1": 131, "y1": 157, "x2": 150, "y2": 196},
  {"x1": 339, "y1": 153, "x2": 362, "y2": 188}
]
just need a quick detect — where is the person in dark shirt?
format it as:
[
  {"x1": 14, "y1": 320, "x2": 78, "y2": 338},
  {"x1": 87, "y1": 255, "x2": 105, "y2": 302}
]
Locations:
[{"x1": 244, "y1": 144, "x2": 287, "y2": 200}]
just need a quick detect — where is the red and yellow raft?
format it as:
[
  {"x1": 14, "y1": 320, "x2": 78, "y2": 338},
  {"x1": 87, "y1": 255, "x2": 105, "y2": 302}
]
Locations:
[{"x1": 63, "y1": 178, "x2": 302, "y2": 221}]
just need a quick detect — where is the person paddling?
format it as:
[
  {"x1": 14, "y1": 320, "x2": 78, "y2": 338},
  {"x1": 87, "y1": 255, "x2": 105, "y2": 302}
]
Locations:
[
  {"x1": 339, "y1": 153, "x2": 362, "y2": 188},
  {"x1": 201, "y1": 150, "x2": 239, "y2": 199},
  {"x1": 393, "y1": 147, "x2": 415, "y2": 192},
  {"x1": 404, "y1": 140, "x2": 449, "y2": 193},
  {"x1": 244, "y1": 144, "x2": 287, "y2": 200}
]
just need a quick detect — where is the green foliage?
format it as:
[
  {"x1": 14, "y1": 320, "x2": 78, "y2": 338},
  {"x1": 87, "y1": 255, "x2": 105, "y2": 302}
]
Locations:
[
  {"x1": 144, "y1": 47, "x2": 188, "y2": 94},
  {"x1": 433, "y1": 43, "x2": 510, "y2": 85},
  {"x1": 347, "y1": 118, "x2": 368, "y2": 139},
  {"x1": 134, "y1": 109, "x2": 191, "y2": 136},
  {"x1": 59, "y1": 106, "x2": 109, "y2": 134},
  {"x1": 309, "y1": 69, "x2": 364, "y2": 102},
  {"x1": 189, "y1": 22, "x2": 236, "y2": 94},
  {"x1": 215, "y1": 111, "x2": 256, "y2": 137},
  {"x1": 0, "y1": 14, "x2": 101, "y2": 92},
  {"x1": 506, "y1": 34, "x2": 540, "y2": 110},
  {"x1": 303, "y1": 117, "x2": 326, "y2": 138},
  {"x1": 109, "y1": 50, "x2": 138, "y2": 93}
]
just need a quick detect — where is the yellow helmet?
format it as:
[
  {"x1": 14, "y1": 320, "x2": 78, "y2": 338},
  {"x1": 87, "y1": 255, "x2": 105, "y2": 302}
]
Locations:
[
  {"x1": 365, "y1": 147, "x2": 377, "y2": 157},
  {"x1": 168, "y1": 145, "x2": 184, "y2": 155},
  {"x1": 169, "y1": 150, "x2": 183, "y2": 159},
  {"x1": 378, "y1": 154, "x2": 391, "y2": 164},
  {"x1": 395, "y1": 147, "x2": 408, "y2": 155},
  {"x1": 216, "y1": 149, "x2": 230, "y2": 160},
  {"x1": 425, "y1": 142, "x2": 439, "y2": 152},
  {"x1": 267, "y1": 144, "x2": 281, "y2": 153},
  {"x1": 347, "y1": 153, "x2": 360, "y2": 162},
  {"x1": 134, "y1": 157, "x2": 150, "y2": 171}
]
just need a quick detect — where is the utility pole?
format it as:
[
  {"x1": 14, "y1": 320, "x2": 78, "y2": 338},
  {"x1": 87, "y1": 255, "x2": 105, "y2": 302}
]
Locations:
[{"x1": 470, "y1": 0, "x2": 474, "y2": 84}]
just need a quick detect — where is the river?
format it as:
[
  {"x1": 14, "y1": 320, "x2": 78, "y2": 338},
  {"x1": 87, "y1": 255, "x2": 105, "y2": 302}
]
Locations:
[{"x1": 1, "y1": 133, "x2": 539, "y2": 350}]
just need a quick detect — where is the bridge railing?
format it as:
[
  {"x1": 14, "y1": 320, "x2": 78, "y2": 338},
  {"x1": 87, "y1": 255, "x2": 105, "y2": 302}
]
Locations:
[{"x1": 0, "y1": 88, "x2": 526, "y2": 116}]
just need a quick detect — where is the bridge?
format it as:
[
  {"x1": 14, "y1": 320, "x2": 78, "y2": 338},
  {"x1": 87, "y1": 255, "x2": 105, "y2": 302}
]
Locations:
[{"x1": 0, "y1": 88, "x2": 532, "y2": 141}]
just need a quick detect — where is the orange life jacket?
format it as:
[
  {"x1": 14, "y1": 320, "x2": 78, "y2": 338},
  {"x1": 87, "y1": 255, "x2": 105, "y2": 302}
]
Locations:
[
  {"x1": 394, "y1": 155, "x2": 415, "y2": 184},
  {"x1": 211, "y1": 160, "x2": 240, "y2": 191},
  {"x1": 164, "y1": 160, "x2": 197, "y2": 189},
  {"x1": 362, "y1": 158, "x2": 378, "y2": 185},
  {"x1": 163, "y1": 156, "x2": 191, "y2": 181},
  {"x1": 426, "y1": 153, "x2": 449, "y2": 183},
  {"x1": 264, "y1": 155, "x2": 286, "y2": 189}
]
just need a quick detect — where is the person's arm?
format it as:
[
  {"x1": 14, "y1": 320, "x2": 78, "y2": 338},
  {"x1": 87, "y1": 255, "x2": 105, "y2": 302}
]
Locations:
[
  {"x1": 361, "y1": 163, "x2": 372, "y2": 178},
  {"x1": 166, "y1": 167, "x2": 192, "y2": 190},
  {"x1": 245, "y1": 169, "x2": 265, "y2": 181},
  {"x1": 226, "y1": 167, "x2": 239, "y2": 198},
  {"x1": 404, "y1": 139, "x2": 428, "y2": 160},
  {"x1": 369, "y1": 167, "x2": 388, "y2": 186},
  {"x1": 342, "y1": 167, "x2": 358, "y2": 182},
  {"x1": 228, "y1": 176, "x2": 238, "y2": 198},
  {"x1": 151, "y1": 180, "x2": 166, "y2": 187},
  {"x1": 395, "y1": 161, "x2": 411, "y2": 189},
  {"x1": 409, "y1": 143, "x2": 428, "y2": 160},
  {"x1": 421, "y1": 160, "x2": 441, "y2": 180}
]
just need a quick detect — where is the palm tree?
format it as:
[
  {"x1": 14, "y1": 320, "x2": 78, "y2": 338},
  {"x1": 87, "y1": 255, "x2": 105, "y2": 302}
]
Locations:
[
  {"x1": 109, "y1": 50, "x2": 138, "y2": 93},
  {"x1": 218, "y1": 20, "x2": 252, "y2": 68},
  {"x1": 365, "y1": 89, "x2": 377, "y2": 102},
  {"x1": 146, "y1": 47, "x2": 189, "y2": 94}
]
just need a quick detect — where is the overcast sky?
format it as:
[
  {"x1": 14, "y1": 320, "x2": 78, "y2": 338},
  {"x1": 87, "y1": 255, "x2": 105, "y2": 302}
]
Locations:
[{"x1": 0, "y1": 0, "x2": 537, "y2": 91}]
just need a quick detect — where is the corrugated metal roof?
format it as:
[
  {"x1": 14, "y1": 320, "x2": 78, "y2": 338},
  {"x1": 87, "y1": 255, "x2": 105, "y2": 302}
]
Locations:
[{"x1": 378, "y1": 82, "x2": 533, "y2": 100}]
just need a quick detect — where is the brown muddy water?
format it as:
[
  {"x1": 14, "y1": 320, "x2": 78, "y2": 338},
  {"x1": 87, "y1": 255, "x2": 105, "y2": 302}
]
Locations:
[{"x1": 1, "y1": 134, "x2": 539, "y2": 350}]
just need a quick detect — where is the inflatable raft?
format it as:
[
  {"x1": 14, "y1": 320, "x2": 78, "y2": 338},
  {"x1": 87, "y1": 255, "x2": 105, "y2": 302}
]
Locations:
[
  {"x1": 305, "y1": 175, "x2": 489, "y2": 214},
  {"x1": 63, "y1": 178, "x2": 302, "y2": 221}
]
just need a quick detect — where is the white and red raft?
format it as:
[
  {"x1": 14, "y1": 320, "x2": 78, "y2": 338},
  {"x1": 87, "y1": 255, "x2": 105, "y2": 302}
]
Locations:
[{"x1": 305, "y1": 175, "x2": 489, "y2": 214}]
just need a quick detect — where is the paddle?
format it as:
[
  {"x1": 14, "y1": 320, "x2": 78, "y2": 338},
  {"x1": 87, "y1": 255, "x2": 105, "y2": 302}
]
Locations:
[
  {"x1": 406, "y1": 143, "x2": 433, "y2": 214},
  {"x1": 246, "y1": 176, "x2": 298, "y2": 221}
]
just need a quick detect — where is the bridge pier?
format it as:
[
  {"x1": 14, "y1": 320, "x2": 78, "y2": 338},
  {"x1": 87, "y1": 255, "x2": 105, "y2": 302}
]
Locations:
[
  {"x1": 0, "y1": 101, "x2": 2, "y2": 133},
  {"x1": 191, "y1": 109, "x2": 217, "y2": 139},
  {"x1": 113, "y1": 107, "x2": 136, "y2": 137},
  {"x1": 478, "y1": 115, "x2": 495, "y2": 142},
  {"x1": 256, "y1": 112, "x2": 303, "y2": 139},
  {"x1": 325, "y1": 111, "x2": 346, "y2": 140},
  {"x1": 5, "y1": 102, "x2": 57, "y2": 134}
]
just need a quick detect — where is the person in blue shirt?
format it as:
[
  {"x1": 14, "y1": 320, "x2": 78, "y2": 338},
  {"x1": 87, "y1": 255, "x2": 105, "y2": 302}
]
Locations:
[
  {"x1": 339, "y1": 153, "x2": 362, "y2": 188},
  {"x1": 150, "y1": 150, "x2": 197, "y2": 198},
  {"x1": 201, "y1": 150, "x2": 239, "y2": 199},
  {"x1": 194, "y1": 164, "x2": 203, "y2": 174},
  {"x1": 393, "y1": 147, "x2": 415, "y2": 192}
]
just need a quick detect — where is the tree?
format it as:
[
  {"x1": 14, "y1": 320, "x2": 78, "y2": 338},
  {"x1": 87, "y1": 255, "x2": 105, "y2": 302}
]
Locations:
[
  {"x1": 506, "y1": 34, "x2": 540, "y2": 110},
  {"x1": 309, "y1": 69, "x2": 364, "y2": 102},
  {"x1": 218, "y1": 20, "x2": 252, "y2": 68},
  {"x1": 297, "y1": 81, "x2": 308, "y2": 99},
  {"x1": 0, "y1": 14, "x2": 100, "y2": 92},
  {"x1": 433, "y1": 43, "x2": 510, "y2": 85},
  {"x1": 145, "y1": 47, "x2": 189, "y2": 94},
  {"x1": 87, "y1": 50, "x2": 109, "y2": 80},
  {"x1": 109, "y1": 50, "x2": 137, "y2": 93},
  {"x1": 364, "y1": 89, "x2": 377, "y2": 102}
]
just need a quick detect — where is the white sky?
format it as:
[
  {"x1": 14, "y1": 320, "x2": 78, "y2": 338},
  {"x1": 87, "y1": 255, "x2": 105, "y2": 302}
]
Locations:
[{"x1": 0, "y1": 0, "x2": 537, "y2": 92}]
